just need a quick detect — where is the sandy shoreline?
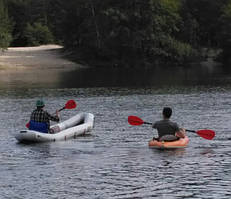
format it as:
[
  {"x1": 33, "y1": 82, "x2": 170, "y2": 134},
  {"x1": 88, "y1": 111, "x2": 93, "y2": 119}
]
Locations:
[{"x1": 0, "y1": 44, "x2": 83, "y2": 70}]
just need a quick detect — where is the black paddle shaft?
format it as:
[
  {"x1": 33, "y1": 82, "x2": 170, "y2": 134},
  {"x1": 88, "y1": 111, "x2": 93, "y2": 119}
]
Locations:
[
  {"x1": 186, "y1": 129, "x2": 196, "y2": 133},
  {"x1": 58, "y1": 107, "x2": 65, "y2": 112},
  {"x1": 144, "y1": 121, "x2": 152, "y2": 125}
]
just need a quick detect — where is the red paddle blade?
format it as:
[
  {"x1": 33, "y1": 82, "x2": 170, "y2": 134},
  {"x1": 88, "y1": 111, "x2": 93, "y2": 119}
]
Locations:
[
  {"x1": 128, "y1": 116, "x2": 144, "y2": 125},
  {"x1": 26, "y1": 122, "x2": 30, "y2": 128},
  {"x1": 65, "y1": 100, "x2": 77, "y2": 109},
  {"x1": 196, "y1": 129, "x2": 215, "y2": 140}
]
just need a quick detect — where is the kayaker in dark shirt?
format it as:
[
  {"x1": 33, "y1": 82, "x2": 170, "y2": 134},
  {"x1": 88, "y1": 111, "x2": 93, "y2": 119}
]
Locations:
[
  {"x1": 29, "y1": 100, "x2": 60, "y2": 133},
  {"x1": 152, "y1": 107, "x2": 185, "y2": 141}
]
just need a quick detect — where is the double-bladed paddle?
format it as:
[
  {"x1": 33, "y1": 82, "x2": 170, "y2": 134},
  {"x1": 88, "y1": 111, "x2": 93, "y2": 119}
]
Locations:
[
  {"x1": 26, "y1": 99, "x2": 77, "y2": 128},
  {"x1": 128, "y1": 115, "x2": 215, "y2": 140}
]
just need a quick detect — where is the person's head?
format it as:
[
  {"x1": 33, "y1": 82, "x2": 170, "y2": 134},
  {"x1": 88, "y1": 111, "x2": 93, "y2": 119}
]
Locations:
[
  {"x1": 36, "y1": 99, "x2": 45, "y2": 109},
  {"x1": 162, "y1": 107, "x2": 172, "y2": 119}
]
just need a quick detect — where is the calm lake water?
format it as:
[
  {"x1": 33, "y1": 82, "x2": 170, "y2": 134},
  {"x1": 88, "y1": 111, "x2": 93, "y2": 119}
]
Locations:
[{"x1": 0, "y1": 63, "x2": 231, "y2": 198}]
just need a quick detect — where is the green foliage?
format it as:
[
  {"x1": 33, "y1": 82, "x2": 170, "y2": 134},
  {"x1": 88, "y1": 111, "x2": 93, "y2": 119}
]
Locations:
[
  {"x1": 23, "y1": 22, "x2": 54, "y2": 46},
  {"x1": 4, "y1": 0, "x2": 231, "y2": 65},
  {"x1": 7, "y1": 0, "x2": 53, "y2": 46},
  {"x1": 0, "y1": 32, "x2": 12, "y2": 49},
  {"x1": 0, "y1": 0, "x2": 12, "y2": 49},
  {"x1": 59, "y1": 0, "x2": 195, "y2": 66},
  {"x1": 180, "y1": 0, "x2": 227, "y2": 47},
  {"x1": 216, "y1": 0, "x2": 231, "y2": 63}
]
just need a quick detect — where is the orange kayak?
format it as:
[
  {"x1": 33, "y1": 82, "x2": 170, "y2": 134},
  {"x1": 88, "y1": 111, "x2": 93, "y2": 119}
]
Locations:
[{"x1": 148, "y1": 136, "x2": 189, "y2": 149}]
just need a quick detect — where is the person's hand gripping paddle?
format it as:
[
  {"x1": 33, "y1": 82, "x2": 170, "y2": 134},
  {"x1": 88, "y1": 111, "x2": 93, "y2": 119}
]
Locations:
[{"x1": 26, "y1": 100, "x2": 77, "y2": 128}]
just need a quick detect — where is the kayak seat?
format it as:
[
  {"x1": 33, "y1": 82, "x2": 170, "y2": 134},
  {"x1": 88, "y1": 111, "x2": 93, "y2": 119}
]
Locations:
[
  {"x1": 29, "y1": 120, "x2": 48, "y2": 133},
  {"x1": 159, "y1": 135, "x2": 179, "y2": 142}
]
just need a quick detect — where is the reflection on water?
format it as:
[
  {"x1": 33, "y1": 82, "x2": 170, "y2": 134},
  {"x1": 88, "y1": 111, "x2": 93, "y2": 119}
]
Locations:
[
  {"x1": 200, "y1": 148, "x2": 215, "y2": 156},
  {"x1": 0, "y1": 63, "x2": 230, "y2": 89},
  {"x1": 150, "y1": 148, "x2": 187, "y2": 157}
]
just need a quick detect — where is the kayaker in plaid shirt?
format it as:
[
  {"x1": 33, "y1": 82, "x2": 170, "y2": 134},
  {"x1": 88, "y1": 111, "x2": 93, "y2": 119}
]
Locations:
[{"x1": 29, "y1": 100, "x2": 60, "y2": 133}]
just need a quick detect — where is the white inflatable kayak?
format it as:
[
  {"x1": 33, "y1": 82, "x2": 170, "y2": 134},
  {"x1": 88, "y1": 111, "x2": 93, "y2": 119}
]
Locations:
[{"x1": 15, "y1": 112, "x2": 94, "y2": 143}]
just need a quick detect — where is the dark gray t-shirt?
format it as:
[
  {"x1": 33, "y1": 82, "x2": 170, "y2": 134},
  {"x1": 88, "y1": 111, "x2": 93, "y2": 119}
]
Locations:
[{"x1": 152, "y1": 119, "x2": 180, "y2": 138}]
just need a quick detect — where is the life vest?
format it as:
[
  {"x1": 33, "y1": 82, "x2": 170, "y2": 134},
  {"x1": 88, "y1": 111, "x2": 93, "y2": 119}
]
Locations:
[{"x1": 29, "y1": 120, "x2": 48, "y2": 133}]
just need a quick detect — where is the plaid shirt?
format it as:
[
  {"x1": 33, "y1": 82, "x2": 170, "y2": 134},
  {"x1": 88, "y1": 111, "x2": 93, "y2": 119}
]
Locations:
[{"x1": 30, "y1": 108, "x2": 59, "y2": 127}]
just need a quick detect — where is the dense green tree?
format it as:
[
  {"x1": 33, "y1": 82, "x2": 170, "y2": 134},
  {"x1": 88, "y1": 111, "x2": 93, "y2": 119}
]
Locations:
[
  {"x1": 4, "y1": 0, "x2": 231, "y2": 65},
  {"x1": 7, "y1": 0, "x2": 54, "y2": 46},
  {"x1": 0, "y1": 0, "x2": 12, "y2": 49},
  {"x1": 7, "y1": 0, "x2": 30, "y2": 46},
  {"x1": 178, "y1": 1, "x2": 199, "y2": 47},
  {"x1": 180, "y1": 0, "x2": 227, "y2": 47},
  {"x1": 217, "y1": 0, "x2": 231, "y2": 63},
  {"x1": 23, "y1": 22, "x2": 54, "y2": 46},
  {"x1": 45, "y1": 0, "x2": 67, "y2": 43},
  {"x1": 60, "y1": 0, "x2": 196, "y2": 66}
]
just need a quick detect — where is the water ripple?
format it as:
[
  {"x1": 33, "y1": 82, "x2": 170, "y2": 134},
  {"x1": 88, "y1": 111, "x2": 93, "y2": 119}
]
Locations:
[{"x1": 1, "y1": 87, "x2": 231, "y2": 198}]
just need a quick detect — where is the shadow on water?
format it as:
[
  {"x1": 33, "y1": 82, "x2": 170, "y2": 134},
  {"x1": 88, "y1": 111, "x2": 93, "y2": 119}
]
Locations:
[
  {"x1": 60, "y1": 64, "x2": 229, "y2": 88},
  {"x1": 0, "y1": 63, "x2": 231, "y2": 89},
  {"x1": 149, "y1": 148, "x2": 187, "y2": 157},
  {"x1": 16, "y1": 141, "x2": 53, "y2": 158}
]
